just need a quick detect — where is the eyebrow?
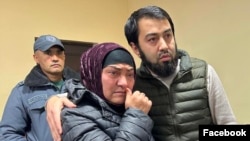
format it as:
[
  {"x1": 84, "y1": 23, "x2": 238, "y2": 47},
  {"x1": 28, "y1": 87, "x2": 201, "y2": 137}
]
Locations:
[
  {"x1": 164, "y1": 28, "x2": 172, "y2": 33},
  {"x1": 146, "y1": 28, "x2": 172, "y2": 37},
  {"x1": 107, "y1": 65, "x2": 134, "y2": 71}
]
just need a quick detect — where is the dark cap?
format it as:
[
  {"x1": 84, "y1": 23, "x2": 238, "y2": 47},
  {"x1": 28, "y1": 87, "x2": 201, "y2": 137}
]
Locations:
[{"x1": 34, "y1": 35, "x2": 64, "y2": 52}]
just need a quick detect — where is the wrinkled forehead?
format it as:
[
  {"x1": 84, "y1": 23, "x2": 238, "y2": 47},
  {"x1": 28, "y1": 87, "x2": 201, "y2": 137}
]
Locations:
[{"x1": 104, "y1": 63, "x2": 135, "y2": 70}]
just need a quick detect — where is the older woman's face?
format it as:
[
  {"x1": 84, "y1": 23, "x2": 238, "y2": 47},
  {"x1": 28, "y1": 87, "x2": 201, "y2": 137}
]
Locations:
[{"x1": 101, "y1": 63, "x2": 135, "y2": 105}]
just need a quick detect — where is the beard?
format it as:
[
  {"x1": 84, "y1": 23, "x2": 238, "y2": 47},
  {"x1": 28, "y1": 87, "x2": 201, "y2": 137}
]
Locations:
[{"x1": 138, "y1": 45, "x2": 178, "y2": 77}]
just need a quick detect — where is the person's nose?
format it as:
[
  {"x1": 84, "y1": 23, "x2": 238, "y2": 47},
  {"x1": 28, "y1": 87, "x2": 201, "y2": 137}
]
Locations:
[
  {"x1": 159, "y1": 37, "x2": 168, "y2": 51},
  {"x1": 117, "y1": 75, "x2": 128, "y2": 87},
  {"x1": 50, "y1": 54, "x2": 59, "y2": 61}
]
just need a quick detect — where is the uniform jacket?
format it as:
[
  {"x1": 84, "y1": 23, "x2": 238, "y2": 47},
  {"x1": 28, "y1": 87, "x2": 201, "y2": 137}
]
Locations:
[
  {"x1": 0, "y1": 65, "x2": 80, "y2": 141},
  {"x1": 61, "y1": 79, "x2": 155, "y2": 141},
  {"x1": 134, "y1": 50, "x2": 213, "y2": 141}
]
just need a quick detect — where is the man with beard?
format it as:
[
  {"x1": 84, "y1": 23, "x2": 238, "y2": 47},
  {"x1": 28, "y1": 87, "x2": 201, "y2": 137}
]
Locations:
[
  {"x1": 124, "y1": 5, "x2": 237, "y2": 141},
  {"x1": 45, "y1": 6, "x2": 237, "y2": 141}
]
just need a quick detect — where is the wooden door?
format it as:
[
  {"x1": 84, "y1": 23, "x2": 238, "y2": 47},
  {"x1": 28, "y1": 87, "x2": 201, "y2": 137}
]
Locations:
[{"x1": 62, "y1": 40, "x2": 95, "y2": 73}]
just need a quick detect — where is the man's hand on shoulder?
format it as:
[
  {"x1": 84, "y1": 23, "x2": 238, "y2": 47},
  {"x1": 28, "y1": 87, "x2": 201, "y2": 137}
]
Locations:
[{"x1": 46, "y1": 95, "x2": 76, "y2": 141}]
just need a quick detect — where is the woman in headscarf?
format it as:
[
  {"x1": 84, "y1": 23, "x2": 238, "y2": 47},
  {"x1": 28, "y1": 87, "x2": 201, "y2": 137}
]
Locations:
[{"x1": 61, "y1": 42, "x2": 154, "y2": 141}]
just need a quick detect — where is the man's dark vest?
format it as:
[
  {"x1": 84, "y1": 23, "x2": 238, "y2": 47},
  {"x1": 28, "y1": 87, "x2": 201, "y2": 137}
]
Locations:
[{"x1": 133, "y1": 50, "x2": 213, "y2": 141}]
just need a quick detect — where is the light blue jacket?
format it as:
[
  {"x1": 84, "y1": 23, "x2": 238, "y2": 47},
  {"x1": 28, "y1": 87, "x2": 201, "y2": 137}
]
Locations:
[{"x1": 0, "y1": 65, "x2": 79, "y2": 141}]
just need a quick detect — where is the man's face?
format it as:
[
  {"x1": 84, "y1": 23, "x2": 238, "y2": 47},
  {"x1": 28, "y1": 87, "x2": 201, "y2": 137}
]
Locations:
[
  {"x1": 33, "y1": 46, "x2": 65, "y2": 77},
  {"x1": 132, "y1": 17, "x2": 178, "y2": 77}
]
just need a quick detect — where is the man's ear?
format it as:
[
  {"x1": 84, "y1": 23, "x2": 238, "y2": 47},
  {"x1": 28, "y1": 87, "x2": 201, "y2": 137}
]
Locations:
[
  {"x1": 33, "y1": 53, "x2": 39, "y2": 64},
  {"x1": 130, "y1": 42, "x2": 140, "y2": 58}
]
